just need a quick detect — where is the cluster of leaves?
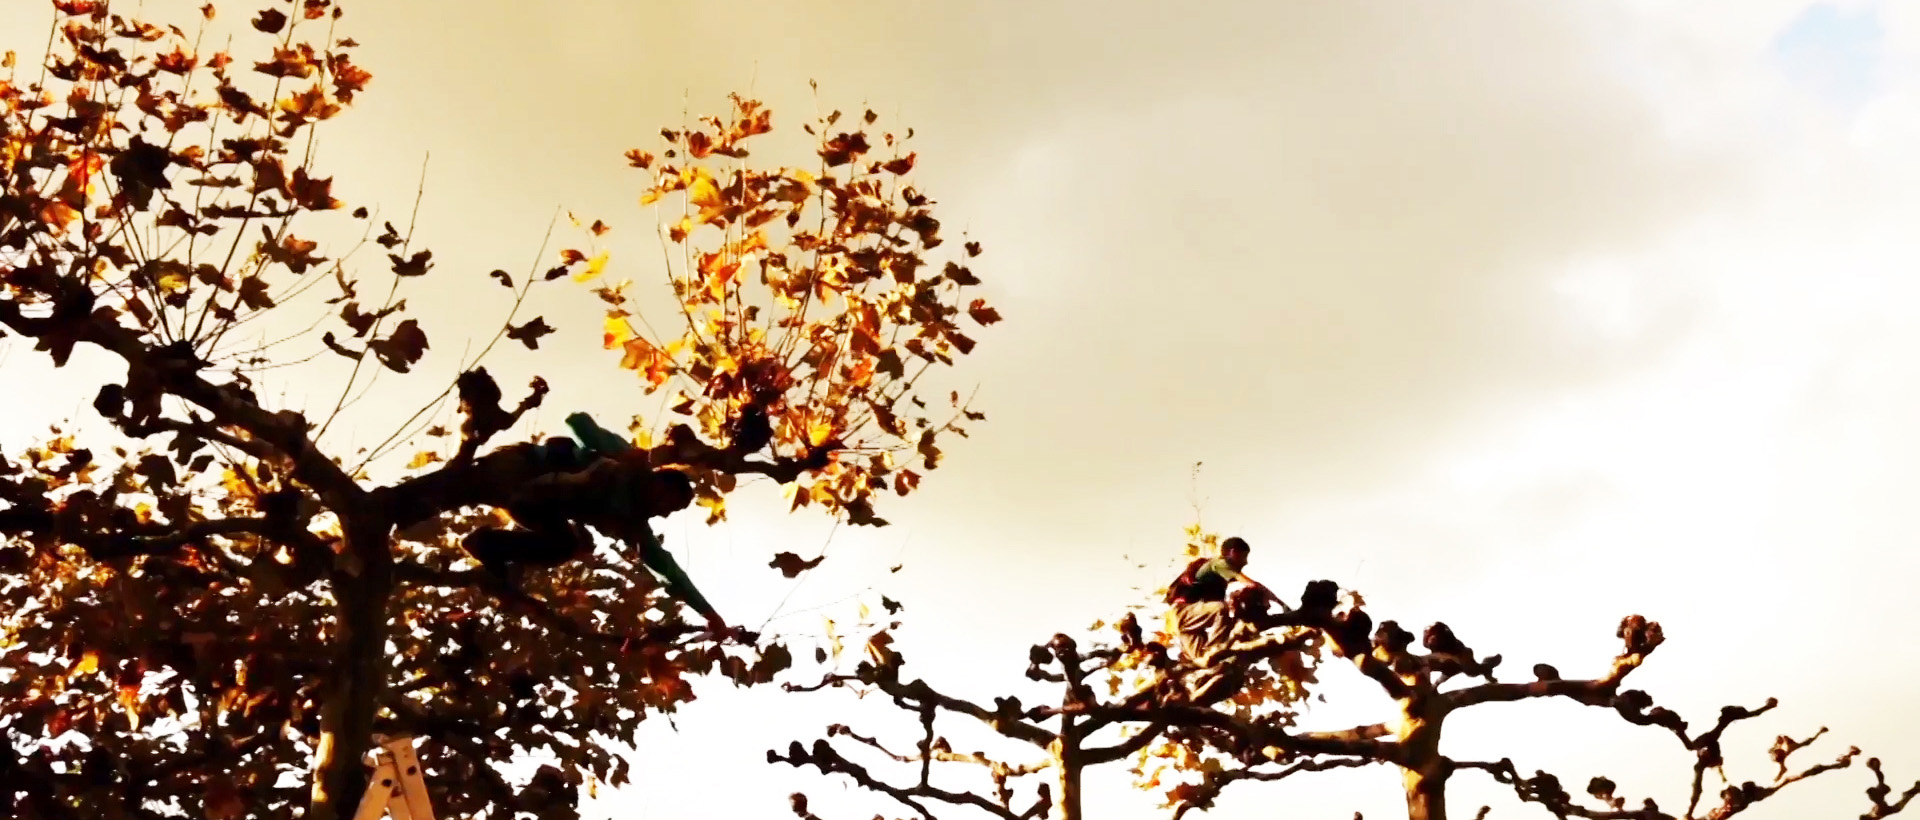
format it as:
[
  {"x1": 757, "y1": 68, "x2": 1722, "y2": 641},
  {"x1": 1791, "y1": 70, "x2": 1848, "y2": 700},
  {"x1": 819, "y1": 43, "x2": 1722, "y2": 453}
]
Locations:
[
  {"x1": 564, "y1": 92, "x2": 998, "y2": 526},
  {"x1": 0, "y1": 0, "x2": 420, "y2": 378}
]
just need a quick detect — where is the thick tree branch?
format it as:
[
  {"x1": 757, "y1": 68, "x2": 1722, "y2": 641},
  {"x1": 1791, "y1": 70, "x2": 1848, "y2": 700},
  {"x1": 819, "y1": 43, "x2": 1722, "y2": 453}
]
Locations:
[
  {"x1": 1865, "y1": 758, "x2": 1920, "y2": 819},
  {"x1": 0, "y1": 292, "x2": 364, "y2": 506},
  {"x1": 1446, "y1": 616, "x2": 1666, "y2": 711},
  {"x1": 1081, "y1": 723, "x2": 1167, "y2": 766}
]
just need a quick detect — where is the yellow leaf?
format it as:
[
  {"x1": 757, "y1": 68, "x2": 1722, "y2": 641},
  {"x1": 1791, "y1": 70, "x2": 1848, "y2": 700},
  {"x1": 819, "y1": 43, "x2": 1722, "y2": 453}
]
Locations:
[
  {"x1": 603, "y1": 314, "x2": 635, "y2": 349},
  {"x1": 689, "y1": 170, "x2": 723, "y2": 209},
  {"x1": 72, "y1": 650, "x2": 100, "y2": 676},
  {"x1": 807, "y1": 418, "x2": 835, "y2": 447},
  {"x1": 574, "y1": 250, "x2": 610, "y2": 282},
  {"x1": 406, "y1": 451, "x2": 441, "y2": 470}
]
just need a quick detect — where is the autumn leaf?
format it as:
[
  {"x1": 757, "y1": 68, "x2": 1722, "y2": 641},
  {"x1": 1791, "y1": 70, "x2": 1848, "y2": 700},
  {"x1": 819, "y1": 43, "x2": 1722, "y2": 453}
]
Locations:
[
  {"x1": 489, "y1": 269, "x2": 513, "y2": 288},
  {"x1": 368, "y1": 319, "x2": 428, "y2": 372},
  {"x1": 278, "y1": 84, "x2": 341, "y2": 123},
  {"x1": 689, "y1": 172, "x2": 723, "y2": 210},
  {"x1": 251, "y1": 8, "x2": 288, "y2": 32},
  {"x1": 967, "y1": 299, "x2": 1002, "y2": 325},
  {"x1": 406, "y1": 451, "x2": 442, "y2": 470},
  {"x1": 820, "y1": 131, "x2": 870, "y2": 166},
  {"x1": 864, "y1": 630, "x2": 900, "y2": 668},
  {"x1": 893, "y1": 469, "x2": 920, "y2": 496},
  {"x1": 328, "y1": 52, "x2": 372, "y2": 101},
  {"x1": 603, "y1": 314, "x2": 635, "y2": 349},
  {"x1": 289, "y1": 167, "x2": 340, "y2": 210},
  {"x1": 769, "y1": 552, "x2": 824, "y2": 578},
  {"x1": 506, "y1": 317, "x2": 554, "y2": 349},
  {"x1": 882, "y1": 153, "x2": 916, "y2": 175},
  {"x1": 389, "y1": 249, "x2": 433, "y2": 277},
  {"x1": 237, "y1": 276, "x2": 275, "y2": 310},
  {"x1": 573, "y1": 251, "x2": 610, "y2": 283}
]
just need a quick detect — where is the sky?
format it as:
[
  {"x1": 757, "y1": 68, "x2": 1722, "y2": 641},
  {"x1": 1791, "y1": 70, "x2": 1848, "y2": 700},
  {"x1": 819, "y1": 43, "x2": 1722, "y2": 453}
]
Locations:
[{"x1": 3, "y1": 0, "x2": 1920, "y2": 818}]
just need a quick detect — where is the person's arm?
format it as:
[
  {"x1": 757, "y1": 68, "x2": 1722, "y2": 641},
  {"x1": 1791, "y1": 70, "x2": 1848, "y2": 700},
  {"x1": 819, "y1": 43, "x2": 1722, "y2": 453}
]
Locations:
[
  {"x1": 1209, "y1": 559, "x2": 1280, "y2": 606},
  {"x1": 631, "y1": 524, "x2": 728, "y2": 631}
]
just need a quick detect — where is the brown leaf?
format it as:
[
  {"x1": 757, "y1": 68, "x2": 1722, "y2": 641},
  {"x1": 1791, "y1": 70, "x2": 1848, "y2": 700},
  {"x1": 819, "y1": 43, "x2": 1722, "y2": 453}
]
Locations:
[
  {"x1": 893, "y1": 470, "x2": 920, "y2": 496},
  {"x1": 819, "y1": 132, "x2": 870, "y2": 167},
  {"x1": 943, "y1": 261, "x2": 980, "y2": 287},
  {"x1": 506, "y1": 317, "x2": 554, "y2": 350},
  {"x1": 251, "y1": 8, "x2": 288, "y2": 33},
  {"x1": 388, "y1": 250, "x2": 432, "y2": 277},
  {"x1": 368, "y1": 320, "x2": 428, "y2": 372},
  {"x1": 769, "y1": 552, "x2": 824, "y2": 578},
  {"x1": 882, "y1": 153, "x2": 917, "y2": 175},
  {"x1": 489, "y1": 269, "x2": 513, "y2": 288},
  {"x1": 237, "y1": 276, "x2": 275, "y2": 310},
  {"x1": 288, "y1": 167, "x2": 339, "y2": 210},
  {"x1": 966, "y1": 299, "x2": 1001, "y2": 325},
  {"x1": 327, "y1": 52, "x2": 371, "y2": 101}
]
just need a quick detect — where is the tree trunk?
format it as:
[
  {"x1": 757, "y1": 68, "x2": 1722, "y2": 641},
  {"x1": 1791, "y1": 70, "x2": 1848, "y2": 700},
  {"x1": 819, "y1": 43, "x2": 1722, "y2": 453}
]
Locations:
[
  {"x1": 1398, "y1": 696, "x2": 1449, "y2": 820},
  {"x1": 309, "y1": 517, "x2": 395, "y2": 820},
  {"x1": 1404, "y1": 765, "x2": 1449, "y2": 820},
  {"x1": 1050, "y1": 716, "x2": 1083, "y2": 820}
]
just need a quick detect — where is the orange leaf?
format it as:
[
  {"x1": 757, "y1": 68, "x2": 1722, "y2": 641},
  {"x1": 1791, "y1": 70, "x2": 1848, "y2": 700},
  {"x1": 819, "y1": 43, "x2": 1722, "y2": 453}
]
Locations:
[{"x1": 38, "y1": 201, "x2": 80, "y2": 230}]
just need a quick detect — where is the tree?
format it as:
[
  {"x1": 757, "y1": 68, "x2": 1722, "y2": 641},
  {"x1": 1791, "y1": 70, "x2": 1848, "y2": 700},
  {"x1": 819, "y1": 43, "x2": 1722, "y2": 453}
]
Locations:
[
  {"x1": 0, "y1": 2, "x2": 994, "y2": 818},
  {"x1": 774, "y1": 532, "x2": 1920, "y2": 820}
]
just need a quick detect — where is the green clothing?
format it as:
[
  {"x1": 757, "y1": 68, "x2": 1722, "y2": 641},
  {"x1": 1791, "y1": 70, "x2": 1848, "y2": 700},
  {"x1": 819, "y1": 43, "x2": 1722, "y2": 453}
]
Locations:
[
  {"x1": 566, "y1": 412, "x2": 633, "y2": 456},
  {"x1": 559, "y1": 412, "x2": 723, "y2": 625},
  {"x1": 632, "y1": 525, "x2": 721, "y2": 623},
  {"x1": 1172, "y1": 557, "x2": 1248, "y2": 604}
]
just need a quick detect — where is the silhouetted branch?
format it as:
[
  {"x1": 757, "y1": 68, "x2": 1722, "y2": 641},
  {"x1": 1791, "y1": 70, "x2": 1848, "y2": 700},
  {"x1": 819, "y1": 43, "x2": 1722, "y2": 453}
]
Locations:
[
  {"x1": 1170, "y1": 757, "x2": 1382, "y2": 820},
  {"x1": 770, "y1": 738, "x2": 1036, "y2": 820},
  {"x1": 1865, "y1": 758, "x2": 1920, "y2": 819},
  {"x1": 391, "y1": 560, "x2": 715, "y2": 650}
]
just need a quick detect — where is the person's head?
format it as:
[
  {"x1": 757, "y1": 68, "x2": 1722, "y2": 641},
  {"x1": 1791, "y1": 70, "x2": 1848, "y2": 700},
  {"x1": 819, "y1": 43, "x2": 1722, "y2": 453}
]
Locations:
[{"x1": 1221, "y1": 536, "x2": 1251, "y2": 570}]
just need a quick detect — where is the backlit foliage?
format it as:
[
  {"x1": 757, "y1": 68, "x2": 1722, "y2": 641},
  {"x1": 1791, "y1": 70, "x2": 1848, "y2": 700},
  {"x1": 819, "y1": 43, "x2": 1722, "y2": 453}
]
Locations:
[
  {"x1": 571, "y1": 94, "x2": 996, "y2": 526},
  {"x1": 0, "y1": 2, "x2": 989, "y2": 819}
]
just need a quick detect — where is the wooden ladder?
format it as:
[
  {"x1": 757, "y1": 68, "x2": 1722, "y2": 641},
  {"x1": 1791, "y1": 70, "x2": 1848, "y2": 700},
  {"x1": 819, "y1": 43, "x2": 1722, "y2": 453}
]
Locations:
[{"x1": 349, "y1": 737, "x2": 437, "y2": 820}]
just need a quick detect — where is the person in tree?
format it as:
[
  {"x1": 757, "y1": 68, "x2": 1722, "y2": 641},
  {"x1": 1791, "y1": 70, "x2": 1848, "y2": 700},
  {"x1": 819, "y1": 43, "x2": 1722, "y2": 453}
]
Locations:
[
  {"x1": 1164, "y1": 536, "x2": 1281, "y2": 704},
  {"x1": 458, "y1": 412, "x2": 733, "y2": 637}
]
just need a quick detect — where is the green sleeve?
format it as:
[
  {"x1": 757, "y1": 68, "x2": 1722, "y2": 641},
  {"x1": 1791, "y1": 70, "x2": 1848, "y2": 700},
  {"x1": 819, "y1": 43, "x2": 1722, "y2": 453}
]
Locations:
[
  {"x1": 566, "y1": 412, "x2": 633, "y2": 456},
  {"x1": 635, "y1": 525, "x2": 722, "y2": 622},
  {"x1": 1202, "y1": 558, "x2": 1248, "y2": 584}
]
